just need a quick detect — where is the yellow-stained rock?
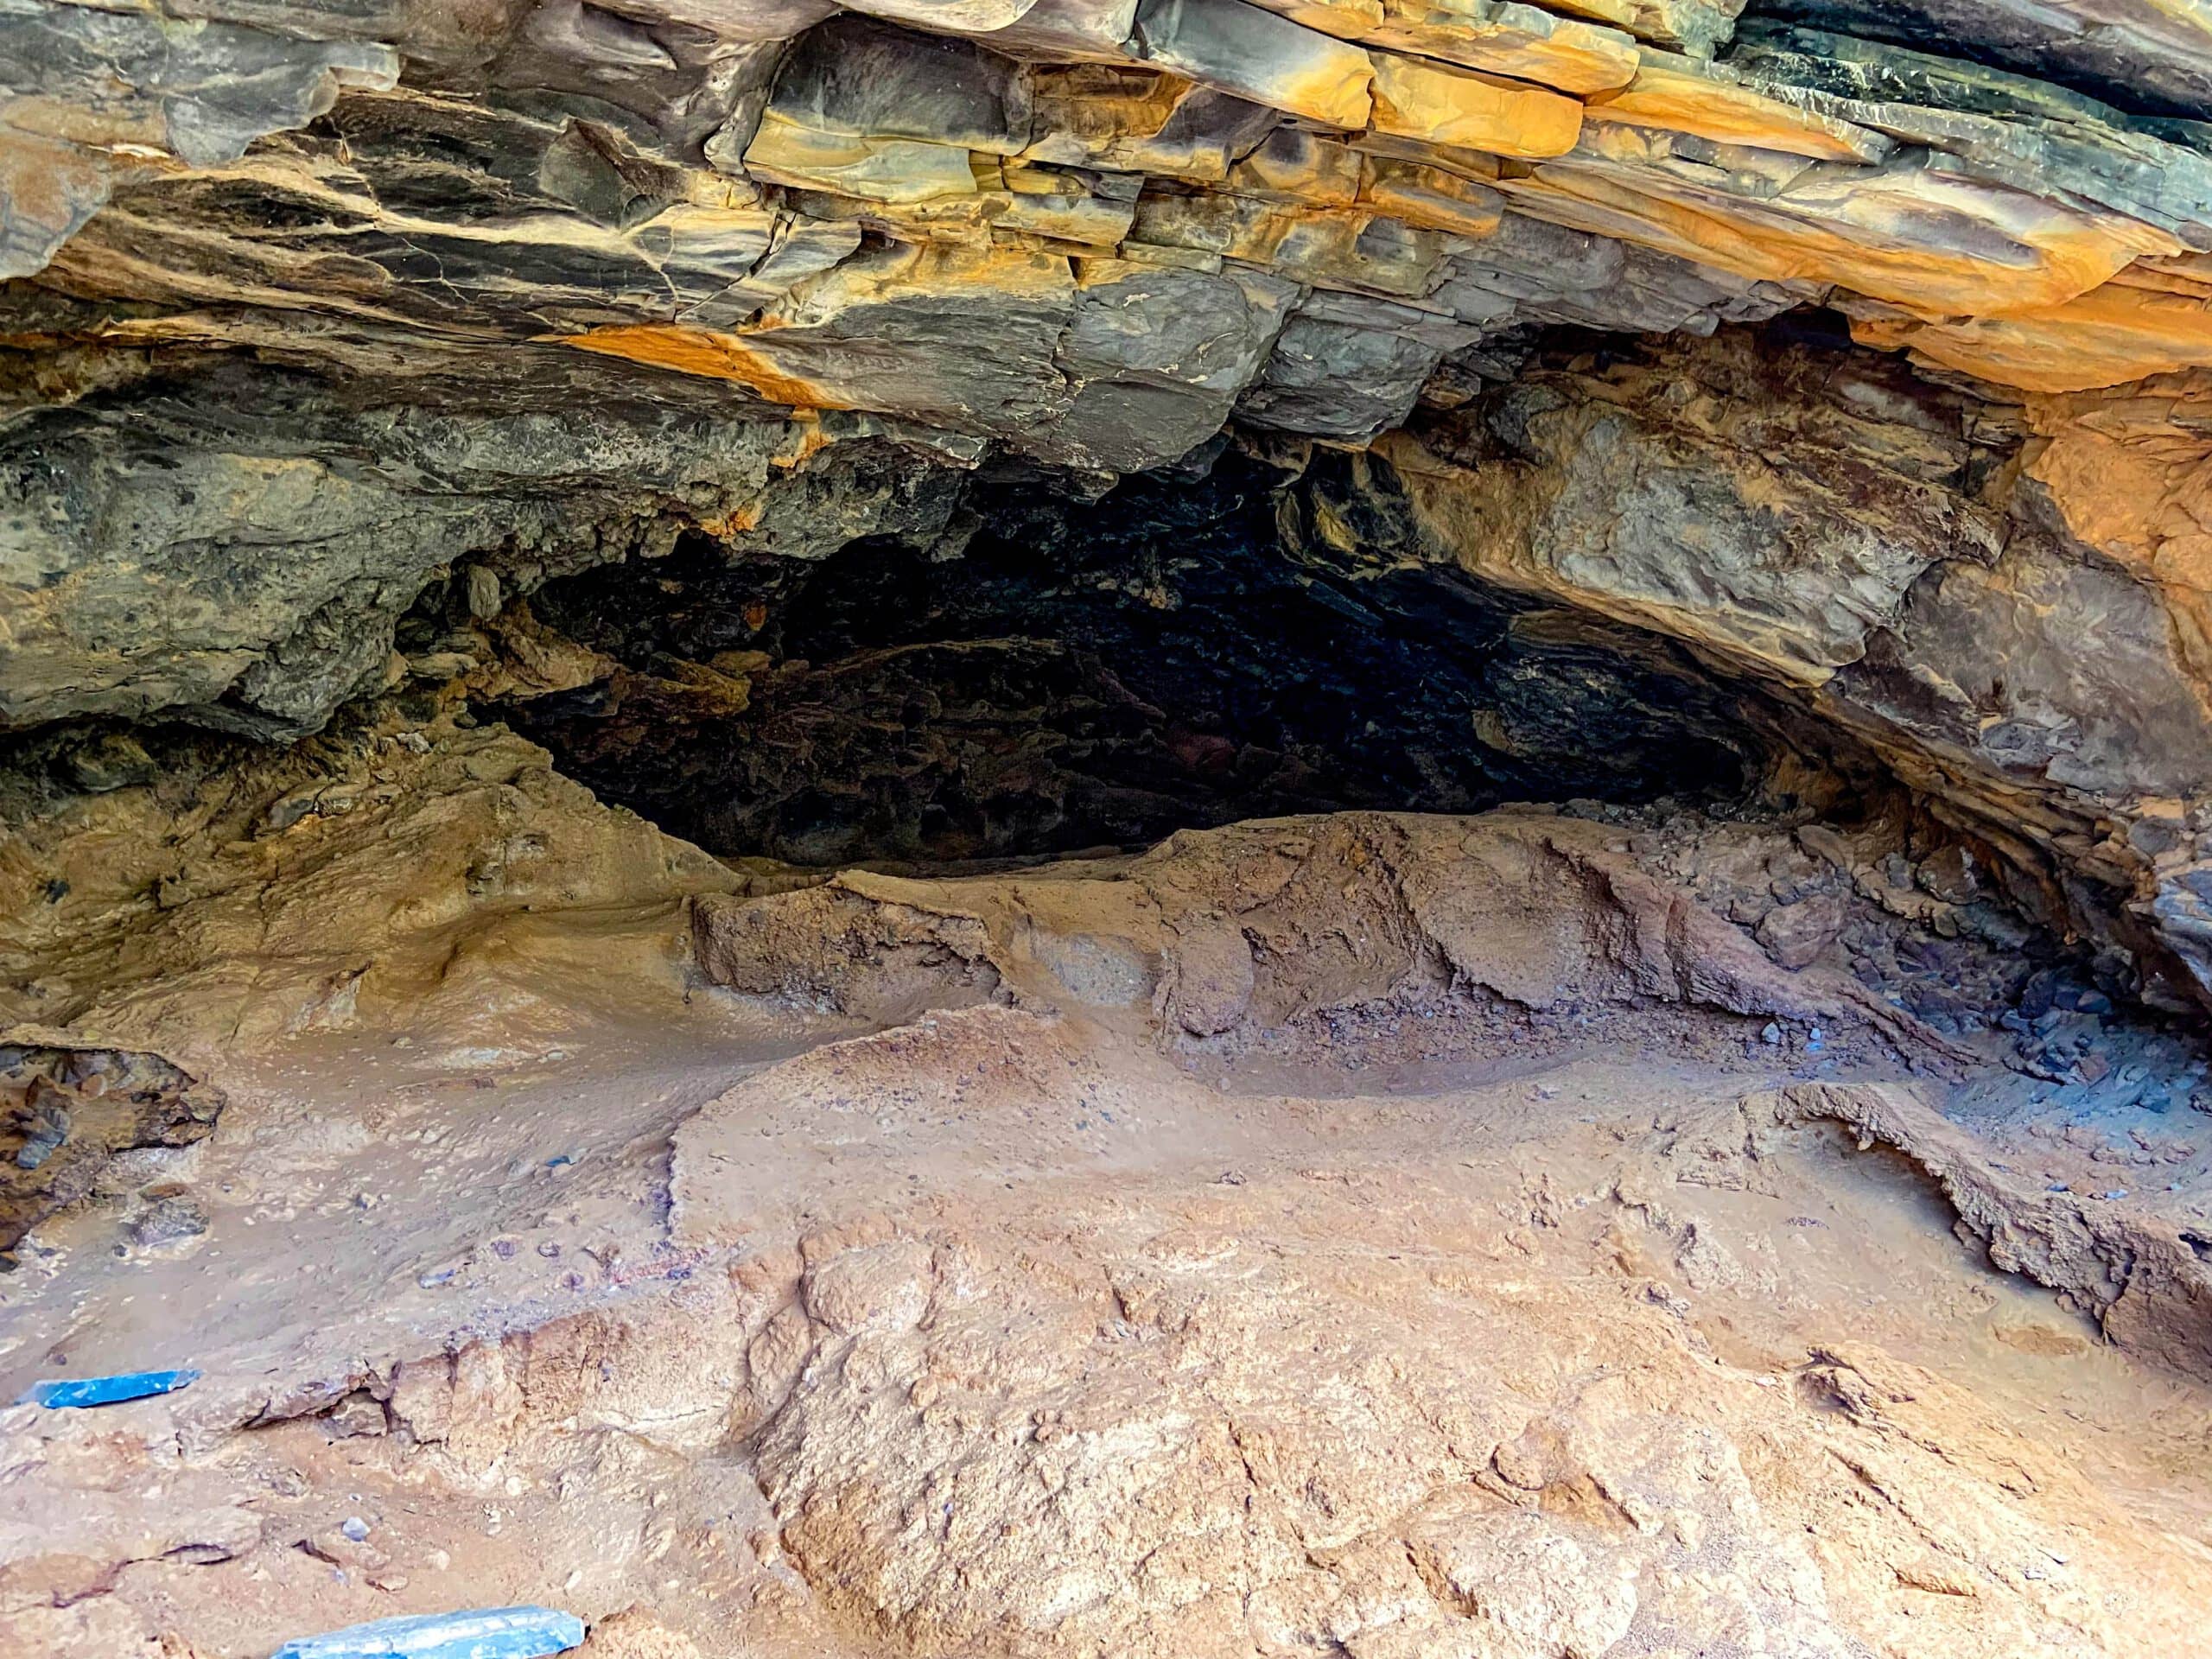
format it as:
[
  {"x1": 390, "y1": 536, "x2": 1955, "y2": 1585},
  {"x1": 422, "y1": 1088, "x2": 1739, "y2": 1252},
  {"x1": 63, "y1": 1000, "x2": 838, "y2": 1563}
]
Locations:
[
  {"x1": 1367, "y1": 0, "x2": 1637, "y2": 93},
  {"x1": 744, "y1": 111, "x2": 981, "y2": 204},
  {"x1": 1360, "y1": 154, "x2": 1505, "y2": 236},
  {"x1": 1227, "y1": 127, "x2": 1366, "y2": 207},
  {"x1": 1132, "y1": 0, "x2": 1376, "y2": 130},
  {"x1": 1585, "y1": 54, "x2": 1893, "y2": 164},
  {"x1": 785, "y1": 162, "x2": 1138, "y2": 249},
  {"x1": 570, "y1": 240, "x2": 1080, "y2": 429},
  {"x1": 1851, "y1": 269, "x2": 2212, "y2": 393},
  {"x1": 1497, "y1": 128, "x2": 2182, "y2": 320},
  {"x1": 2016, "y1": 374, "x2": 2212, "y2": 690},
  {"x1": 1027, "y1": 65, "x2": 1276, "y2": 181},
  {"x1": 1130, "y1": 190, "x2": 1452, "y2": 295},
  {"x1": 1247, "y1": 0, "x2": 1387, "y2": 33},
  {"x1": 1246, "y1": 0, "x2": 1639, "y2": 94},
  {"x1": 1369, "y1": 49, "x2": 1583, "y2": 159},
  {"x1": 563, "y1": 323, "x2": 858, "y2": 407}
]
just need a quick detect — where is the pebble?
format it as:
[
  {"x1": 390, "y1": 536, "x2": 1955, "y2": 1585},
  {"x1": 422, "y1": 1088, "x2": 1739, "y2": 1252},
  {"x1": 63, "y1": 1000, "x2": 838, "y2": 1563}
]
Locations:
[{"x1": 342, "y1": 1517, "x2": 371, "y2": 1542}]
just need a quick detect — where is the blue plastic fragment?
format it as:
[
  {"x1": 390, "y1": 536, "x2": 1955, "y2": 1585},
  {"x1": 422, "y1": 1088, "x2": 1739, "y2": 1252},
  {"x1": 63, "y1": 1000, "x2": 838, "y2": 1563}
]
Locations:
[
  {"x1": 270, "y1": 1606, "x2": 584, "y2": 1659},
  {"x1": 21, "y1": 1368, "x2": 200, "y2": 1408}
]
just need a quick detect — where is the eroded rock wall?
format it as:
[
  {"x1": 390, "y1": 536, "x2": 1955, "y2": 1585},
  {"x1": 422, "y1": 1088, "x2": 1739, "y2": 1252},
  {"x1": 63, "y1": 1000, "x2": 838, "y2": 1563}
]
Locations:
[
  {"x1": 1295, "y1": 330, "x2": 2212, "y2": 1006},
  {"x1": 3, "y1": 0, "x2": 2210, "y2": 1009}
]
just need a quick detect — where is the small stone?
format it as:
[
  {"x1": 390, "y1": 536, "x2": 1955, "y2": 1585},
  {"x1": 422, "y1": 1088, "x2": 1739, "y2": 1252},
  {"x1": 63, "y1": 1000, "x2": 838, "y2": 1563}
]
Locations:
[
  {"x1": 1796, "y1": 824, "x2": 1851, "y2": 868},
  {"x1": 66, "y1": 733, "x2": 156, "y2": 793},
  {"x1": 1916, "y1": 843, "x2": 1980, "y2": 904},
  {"x1": 130, "y1": 1195, "x2": 210, "y2": 1249},
  {"x1": 1756, "y1": 894, "x2": 1846, "y2": 970},
  {"x1": 342, "y1": 1516, "x2": 372, "y2": 1542},
  {"x1": 466, "y1": 566, "x2": 504, "y2": 620},
  {"x1": 326, "y1": 1392, "x2": 388, "y2": 1439},
  {"x1": 1761, "y1": 1022, "x2": 1783, "y2": 1045}
]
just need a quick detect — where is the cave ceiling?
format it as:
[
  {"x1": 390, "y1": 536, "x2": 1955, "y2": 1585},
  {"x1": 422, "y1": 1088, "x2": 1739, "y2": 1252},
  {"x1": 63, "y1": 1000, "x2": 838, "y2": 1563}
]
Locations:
[{"x1": 1, "y1": 0, "x2": 2210, "y2": 1007}]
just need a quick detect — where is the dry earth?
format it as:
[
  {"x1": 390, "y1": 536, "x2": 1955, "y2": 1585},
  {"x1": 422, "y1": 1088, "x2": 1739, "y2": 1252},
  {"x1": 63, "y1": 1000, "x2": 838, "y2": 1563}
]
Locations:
[{"x1": 6, "y1": 727, "x2": 2212, "y2": 1659}]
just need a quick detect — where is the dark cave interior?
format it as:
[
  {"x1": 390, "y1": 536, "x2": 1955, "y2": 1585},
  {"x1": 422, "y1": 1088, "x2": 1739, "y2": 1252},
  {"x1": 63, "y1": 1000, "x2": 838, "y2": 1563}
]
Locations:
[{"x1": 486, "y1": 451, "x2": 1798, "y2": 868}]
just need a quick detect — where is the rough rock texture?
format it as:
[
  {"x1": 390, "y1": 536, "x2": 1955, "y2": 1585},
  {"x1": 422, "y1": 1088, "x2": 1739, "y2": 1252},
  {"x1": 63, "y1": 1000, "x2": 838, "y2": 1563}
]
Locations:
[
  {"x1": 0, "y1": 711, "x2": 743, "y2": 1044},
  {"x1": 10, "y1": 12, "x2": 2212, "y2": 1647},
  {"x1": 1319, "y1": 329, "x2": 2212, "y2": 1010},
  {"x1": 685, "y1": 808, "x2": 1950, "y2": 1048},
  {"x1": 3, "y1": 0, "x2": 2212, "y2": 1015},
  {"x1": 5, "y1": 737, "x2": 2212, "y2": 1657},
  {"x1": 651, "y1": 1008, "x2": 2212, "y2": 1659},
  {"x1": 0, "y1": 1037, "x2": 222, "y2": 1253}
]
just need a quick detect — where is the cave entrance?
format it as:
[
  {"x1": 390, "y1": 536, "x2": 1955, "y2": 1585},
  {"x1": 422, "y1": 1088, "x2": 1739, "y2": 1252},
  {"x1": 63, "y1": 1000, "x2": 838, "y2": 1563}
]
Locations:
[{"x1": 488, "y1": 450, "x2": 1788, "y2": 871}]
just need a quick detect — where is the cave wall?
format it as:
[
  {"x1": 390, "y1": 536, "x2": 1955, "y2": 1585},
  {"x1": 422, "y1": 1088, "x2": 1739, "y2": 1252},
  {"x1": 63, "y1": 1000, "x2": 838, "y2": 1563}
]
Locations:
[
  {"x1": 2, "y1": 0, "x2": 2211, "y2": 1008},
  {"x1": 1333, "y1": 330, "x2": 2212, "y2": 1007}
]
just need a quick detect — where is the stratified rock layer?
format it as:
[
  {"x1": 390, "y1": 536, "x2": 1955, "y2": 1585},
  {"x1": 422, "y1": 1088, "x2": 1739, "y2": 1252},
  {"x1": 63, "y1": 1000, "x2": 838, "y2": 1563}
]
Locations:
[{"x1": 3, "y1": 0, "x2": 2212, "y2": 1007}]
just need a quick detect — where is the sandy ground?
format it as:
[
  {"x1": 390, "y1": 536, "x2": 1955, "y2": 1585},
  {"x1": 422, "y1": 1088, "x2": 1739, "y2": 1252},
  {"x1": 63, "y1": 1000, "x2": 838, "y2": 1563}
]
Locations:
[
  {"x1": 8, "y1": 740, "x2": 2212, "y2": 1657},
  {"x1": 9, "y1": 931, "x2": 2212, "y2": 1657}
]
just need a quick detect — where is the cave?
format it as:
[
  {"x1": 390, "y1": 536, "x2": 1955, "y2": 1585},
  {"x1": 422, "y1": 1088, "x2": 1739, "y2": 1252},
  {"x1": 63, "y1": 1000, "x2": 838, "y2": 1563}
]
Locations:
[
  {"x1": 9, "y1": 4, "x2": 2212, "y2": 1657},
  {"x1": 492, "y1": 445, "x2": 1779, "y2": 867}
]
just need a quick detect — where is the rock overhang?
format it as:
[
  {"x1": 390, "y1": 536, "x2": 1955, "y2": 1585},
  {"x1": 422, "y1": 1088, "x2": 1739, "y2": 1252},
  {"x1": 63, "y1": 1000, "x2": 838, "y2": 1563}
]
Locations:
[{"x1": 3, "y1": 0, "x2": 2212, "y2": 1012}]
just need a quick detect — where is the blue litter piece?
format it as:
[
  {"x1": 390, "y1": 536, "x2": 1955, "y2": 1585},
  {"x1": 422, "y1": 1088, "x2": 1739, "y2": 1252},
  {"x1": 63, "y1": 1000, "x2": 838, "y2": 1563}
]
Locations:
[
  {"x1": 22, "y1": 1368, "x2": 200, "y2": 1408},
  {"x1": 270, "y1": 1606, "x2": 584, "y2": 1659}
]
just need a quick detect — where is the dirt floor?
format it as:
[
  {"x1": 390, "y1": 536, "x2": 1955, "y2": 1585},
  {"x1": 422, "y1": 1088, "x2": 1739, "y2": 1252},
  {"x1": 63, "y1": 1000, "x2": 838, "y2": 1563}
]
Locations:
[{"x1": 7, "y1": 724, "x2": 2212, "y2": 1659}]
